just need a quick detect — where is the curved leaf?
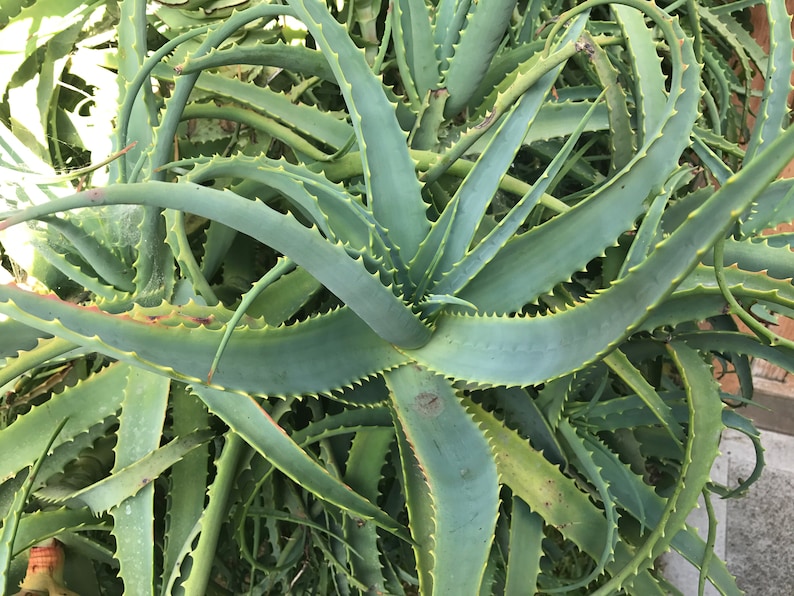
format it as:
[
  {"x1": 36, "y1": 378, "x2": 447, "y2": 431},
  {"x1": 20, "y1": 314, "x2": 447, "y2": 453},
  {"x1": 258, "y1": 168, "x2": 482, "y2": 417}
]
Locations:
[
  {"x1": 441, "y1": 0, "x2": 514, "y2": 116},
  {"x1": 459, "y1": 7, "x2": 699, "y2": 312},
  {"x1": 406, "y1": 122, "x2": 794, "y2": 386},
  {"x1": 385, "y1": 365, "x2": 499, "y2": 595},
  {"x1": 287, "y1": 0, "x2": 429, "y2": 264},
  {"x1": 0, "y1": 181, "x2": 431, "y2": 348},
  {"x1": 189, "y1": 384, "x2": 410, "y2": 541},
  {"x1": 0, "y1": 288, "x2": 408, "y2": 396}
]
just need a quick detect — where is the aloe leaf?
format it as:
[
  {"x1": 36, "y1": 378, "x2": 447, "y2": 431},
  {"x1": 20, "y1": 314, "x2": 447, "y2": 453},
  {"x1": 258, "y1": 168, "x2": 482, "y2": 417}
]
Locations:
[
  {"x1": 613, "y1": 5, "x2": 667, "y2": 145},
  {"x1": 0, "y1": 336, "x2": 77, "y2": 389},
  {"x1": 744, "y1": 0, "x2": 794, "y2": 161},
  {"x1": 720, "y1": 410, "x2": 765, "y2": 499},
  {"x1": 180, "y1": 103, "x2": 332, "y2": 161},
  {"x1": 164, "y1": 210, "x2": 218, "y2": 306},
  {"x1": 678, "y1": 331, "x2": 794, "y2": 377},
  {"x1": 122, "y1": 0, "x2": 170, "y2": 302},
  {"x1": 584, "y1": 29, "x2": 635, "y2": 172},
  {"x1": 289, "y1": 408, "x2": 392, "y2": 449},
  {"x1": 433, "y1": 0, "x2": 468, "y2": 71},
  {"x1": 343, "y1": 427, "x2": 394, "y2": 593},
  {"x1": 34, "y1": 418, "x2": 118, "y2": 494},
  {"x1": 0, "y1": 288, "x2": 407, "y2": 396},
  {"x1": 604, "y1": 349, "x2": 684, "y2": 445},
  {"x1": 406, "y1": 118, "x2": 794, "y2": 387},
  {"x1": 424, "y1": 26, "x2": 586, "y2": 185},
  {"x1": 433, "y1": 92, "x2": 604, "y2": 299},
  {"x1": 184, "y1": 155, "x2": 390, "y2": 260},
  {"x1": 740, "y1": 178, "x2": 794, "y2": 235},
  {"x1": 0, "y1": 417, "x2": 69, "y2": 588},
  {"x1": 384, "y1": 365, "x2": 499, "y2": 595},
  {"x1": 591, "y1": 341, "x2": 724, "y2": 594},
  {"x1": 0, "y1": 0, "x2": 96, "y2": 101},
  {"x1": 392, "y1": 416, "x2": 434, "y2": 589},
  {"x1": 466, "y1": 397, "x2": 662, "y2": 591},
  {"x1": 485, "y1": 386, "x2": 565, "y2": 465},
  {"x1": 177, "y1": 42, "x2": 334, "y2": 82},
  {"x1": 110, "y1": 366, "x2": 170, "y2": 595},
  {"x1": 7, "y1": 17, "x2": 86, "y2": 157},
  {"x1": 411, "y1": 65, "x2": 572, "y2": 292},
  {"x1": 114, "y1": 24, "x2": 211, "y2": 180},
  {"x1": 287, "y1": 0, "x2": 428, "y2": 264},
  {"x1": 13, "y1": 507, "x2": 107, "y2": 558},
  {"x1": 161, "y1": 384, "x2": 209, "y2": 594},
  {"x1": 115, "y1": 0, "x2": 154, "y2": 181},
  {"x1": 504, "y1": 497, "x2": 543, "y2": 596},
  {"x1": 189, "y1": 72, "x2": 352, "y2": 149},
  {"x1": 0, "y1": 361, "x2": 129, "y2": 482},
  {"x1": 36, "y1": 216, "x2": 136, "y2": 292},
  {"x1": 244, "y1": 267, "x2": 323, "y2": 326},
  {"x1": 168, "y1": 433, "x2": 244, "y2": 595},
  {"x1": 189, "y1": 384, "x2": 409, "y2": 541},
  {"x1": 207, "y1": 258, "x2": 295, "y2": 383},
  {"x1": 0, "y1": 118, "x2": 59, "y2": 187},
  {"x1": 673, "y1": 262, "x2": 794, "y2": 310},
  {"x1": 412, "y1": 17, "x2": 592, "y2": 291},
  {"x1": 579, "y1": 425, "x2": 741, "y2": 595},
  {"x1": 441, "y1": 0, "x2": 514, "y2": 117},
  {"x1": 550, "y1": 420, "x2": 618, "y2": 592},
  {"x1": 0, "y1": 0, "x2": 29, "y2": 26},
  {"x1": 705, "y1": 236, "x2": 794, "y2": 281},
  {"x1": 0, "y1": 181, "x2": 431, "y2": 348},
  {"x1": 616, "y1": 169, "x2": 689, "y2": 279},
  {"x1": 148, "y1": 5, "x2": 294, "y2": 177},
  {"x1": 391, "y1": 0, "x2": 439, "y2": 106},
  {"x1": 38, "y1": 429, "x2": 213, "y2": 514},
  {"x1": 182, "y1": 155, "x2": 333, "y2": 238},
  {"x1": 459, "y1": 5, "x2": 699, "y2": 312},
  {"x1": 464, "y1": 400, "x2": 608, "y2": 559},
  {"x1": 27, "y1": 239, "x2": 124, "y2": 302}
]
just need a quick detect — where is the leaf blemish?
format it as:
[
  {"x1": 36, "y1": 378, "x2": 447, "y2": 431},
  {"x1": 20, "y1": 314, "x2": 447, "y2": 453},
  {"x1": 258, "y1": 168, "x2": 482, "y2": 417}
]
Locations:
[{"x1": 414, "y1": 392, "x2": 444, "y2": 417}]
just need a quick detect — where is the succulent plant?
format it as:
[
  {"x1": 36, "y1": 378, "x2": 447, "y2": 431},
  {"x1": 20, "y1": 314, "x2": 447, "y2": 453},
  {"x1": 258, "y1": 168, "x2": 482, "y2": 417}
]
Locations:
[{"x1": 1, "y1": 0, "x2": 794, "y2": 594}]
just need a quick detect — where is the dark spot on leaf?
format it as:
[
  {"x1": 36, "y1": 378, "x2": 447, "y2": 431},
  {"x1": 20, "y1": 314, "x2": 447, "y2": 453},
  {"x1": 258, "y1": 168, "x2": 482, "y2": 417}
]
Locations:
[{"x1": 414, "y1": 392, "x2": 443, "y2": 417}]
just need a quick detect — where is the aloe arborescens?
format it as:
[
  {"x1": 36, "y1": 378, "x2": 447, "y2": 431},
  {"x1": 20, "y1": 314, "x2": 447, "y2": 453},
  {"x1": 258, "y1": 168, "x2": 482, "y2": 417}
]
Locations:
[{"x1": 1, "y1": 0, "x2": 794, "y2": 593}]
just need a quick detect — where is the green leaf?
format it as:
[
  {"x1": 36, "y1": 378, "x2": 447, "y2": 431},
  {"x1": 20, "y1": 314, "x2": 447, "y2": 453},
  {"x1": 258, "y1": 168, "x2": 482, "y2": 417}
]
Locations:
[
  {"x1": 385, "y1": 365, "x2": 499, "y2": 595},
  {"x1": 343, "y1": 427, "x2": 394, "y2": 594},
  {"x1": 504, "y1": 497, "x2": 543, "y2": 596},
  {"x1": 433, "y1": 91, "x2": 604, "y2": 300},
  {"x1": 391, "y1": 0, "x2": 439, "y2": 105},
  {"x1": 613, "y1": 5, "x2": 667, "y2": 145},
  {"x1": 0, "y1": 417, "x2": 68, "y2": 588},
  {"x1": 0, "y1": 181, "x2": 431, "y2": 349},
  {"x1": 0, "y1": 0, "x2": 96, "y2": 99},
  {"x1": 287, "y1": 0, "x2": 429, "y2": 264},
  {"x1": 441, "y1": 0, "x2": 515, "y2": 116},
  {"x1": 591, "y1": 341, "x2": 724, "y2": 594},
  {"x1": 38, "y1": 429, "x2": 213, "y2": 515},
  {"x1": 169, "y1": 432, "x2": 244, "y2": 595},
  {"x1": 0, "y1": 288, "x2": 408, "y2": 396},
  {"x1": 604, "y1": 349, "x2": 684, "y2": 445},
  {"x1": 459, "y1": 4, "x2": 699, "y2": 312},
  {"x1": 0, "y1": 361, "x2": 129, "y2": 482},
  {"x1": 13, "y1": 507, "x2": 107, "y2": 557},
  {"x1": 110, "y1": 366, "x2": 170, "y2": 595},
  {"x1": 744, "y1": 0, "x2": 794, "y2": 160},
  {"x1": 406, "y1": 118, "x2": 794, "y2": 387},
  {"x1": 467, "y1": 397, "x2": 664, "y2": 593},
  {"x1": 161, "y1": 384, "x2": 209, "y2": 593},
  {"x1": 189, "y1": 384, "x2": 410, "y2": 541}
]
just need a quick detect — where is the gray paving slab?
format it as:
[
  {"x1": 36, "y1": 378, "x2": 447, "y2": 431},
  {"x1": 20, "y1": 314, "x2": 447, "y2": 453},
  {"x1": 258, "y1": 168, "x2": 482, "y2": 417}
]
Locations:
[{"x1": 662, "y1": 428, "x2": 794, "y2": 595}]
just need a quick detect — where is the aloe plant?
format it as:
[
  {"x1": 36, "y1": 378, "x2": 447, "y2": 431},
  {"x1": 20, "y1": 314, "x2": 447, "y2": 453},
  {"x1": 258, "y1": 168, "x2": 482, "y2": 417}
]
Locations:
[{"x1": 1, "y1": 0, "x2": 794, "y2": 594}]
